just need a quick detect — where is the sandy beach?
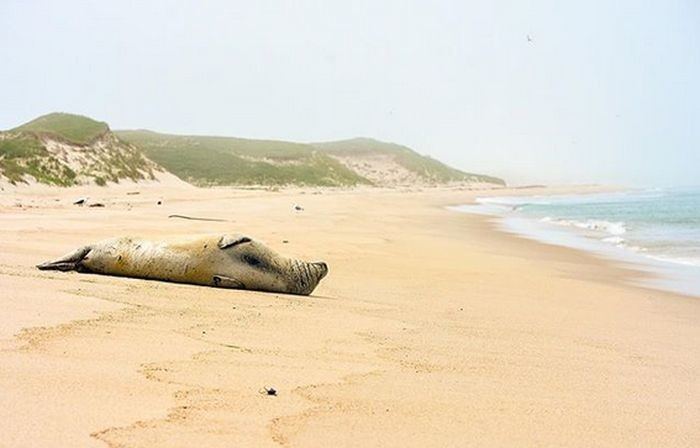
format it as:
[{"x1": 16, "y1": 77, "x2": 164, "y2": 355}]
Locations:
[{"x1": 1, "y1": 183, "x2": 698, "y2": 447}]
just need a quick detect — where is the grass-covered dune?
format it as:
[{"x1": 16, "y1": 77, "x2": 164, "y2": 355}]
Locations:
[
  {"x1": 115, "y1": 130, "x2": 371, "y2": 187},
  {"x1": 14, "y1": 112, "x2": 109, "y2": 145},
  {"x1": 0, "y1": 113, "x2": 157, "y2": 186},
  {"x1": 313, "y1": 137, "x2": 506, "y2": 186},
  {"x1": 117, "y1": 131, "x2": 505, "y2": 188}
]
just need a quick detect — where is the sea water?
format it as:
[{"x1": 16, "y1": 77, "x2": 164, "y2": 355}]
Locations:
[{"x1": 451, "y1": 187, "x2": 700, "y2": 297}]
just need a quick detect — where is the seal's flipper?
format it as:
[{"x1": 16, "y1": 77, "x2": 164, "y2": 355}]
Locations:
[
  {"x1": 212, "y1": 275, "x2": 244, "y2": 289},
  {"x1": 36, "y1": 246, "x2": 92, "y2": 272}
]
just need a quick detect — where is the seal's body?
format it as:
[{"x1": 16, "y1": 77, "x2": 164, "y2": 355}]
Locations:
[{"x1": 37, "y1": 234, "x2": 328, "y2": 296}]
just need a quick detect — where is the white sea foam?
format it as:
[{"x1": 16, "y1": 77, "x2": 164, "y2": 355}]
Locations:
[
  {"x1": 539, "y1": 217, "x2": 627, "y2": 236},
  {"x1": 476, "y1": 197, "x2": 523, "y2": 206},
  {"x1": 602, "y1": 236, "x2": 625, "y2": 245},
  {"x1": 645, "y1": 254, "x2": 700, "y2": 267}
]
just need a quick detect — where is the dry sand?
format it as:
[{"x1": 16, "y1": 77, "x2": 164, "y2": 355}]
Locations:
[{"x1": 0, "y1": 183, "x2": 698, "y2": 447}]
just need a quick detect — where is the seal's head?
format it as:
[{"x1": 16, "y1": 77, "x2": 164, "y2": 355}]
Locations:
[{"x1": 215, "y1": 234, "x2": 328, "y2": 295}]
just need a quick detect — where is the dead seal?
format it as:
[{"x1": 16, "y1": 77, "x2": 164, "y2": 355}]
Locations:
[{"x1": 37, "y1": 234, "x2": 328, "y2": 296}]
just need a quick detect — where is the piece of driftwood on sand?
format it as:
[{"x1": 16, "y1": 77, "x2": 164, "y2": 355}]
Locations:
[{"x1": 168, "y1": 214, "x2": 231, "y2": 222}]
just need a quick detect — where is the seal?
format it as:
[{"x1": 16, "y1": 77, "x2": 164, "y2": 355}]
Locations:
[{"x1": 37, "y1": 234, "x2": 328, "y2": 296}]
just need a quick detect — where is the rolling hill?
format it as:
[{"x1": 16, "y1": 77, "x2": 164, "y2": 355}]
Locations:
[
  {"x1": 15, "y1": 112, "x2": 110, "y2": 144},
  {"x1": 0, "y1": 113, "x2": 159, "y2": 186},
  {"x1": 116, "y1": 131, "x2": 505, "y2": 188},
  {"x1": 115, "y1": 130, "x2": 371, "y2": 187},
  {"x1": 313, "y1": 138, "x2": 505, "y2": 186},
  {"x1": 1, "y1": 112, "x2": 505, "y2": 188}
]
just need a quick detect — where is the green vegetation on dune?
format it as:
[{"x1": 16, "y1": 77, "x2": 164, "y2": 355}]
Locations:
[
  {"x1": 1, "y1": 112, "x2": 505, "y2": 188},
  {"x1": 313, "y1": 138, "x2": 505, "y2": 185},
  {"x1": 0, "y1": 134, "x2": 77, "y2": 185},
  {"x1": 15, "y1": 112, "x2": 109, "y2": 145},
  {"x1": 0, "y1": 134, "x2": 45, "y2": 158},
  {"x1": 1, "y1": 113, "x2": 157, "y2": 186},
  {"x1": 116, "y1": 131, "x2": 371, "y2": 187},
  {"x1": 86, "y1": 141, "x2": 158, "y2": 184}
]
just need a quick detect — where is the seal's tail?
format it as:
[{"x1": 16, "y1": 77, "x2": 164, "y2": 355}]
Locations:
[{"x1": 36, "y1": 246, "x2": 92, "y2": 272}]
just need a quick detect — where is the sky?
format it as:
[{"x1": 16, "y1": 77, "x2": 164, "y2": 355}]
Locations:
[{"x1": 1, "y1": 0, "x2": 698, "y2": 186}]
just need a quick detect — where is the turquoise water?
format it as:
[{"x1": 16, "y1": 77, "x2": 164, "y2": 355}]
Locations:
[{"x1": 453, "y1": 187, "x2": 700, "y2": 297}]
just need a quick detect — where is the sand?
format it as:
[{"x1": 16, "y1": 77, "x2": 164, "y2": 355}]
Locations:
[{"x1": 0, "y1": 183, "x2": 698, "y2": 447}]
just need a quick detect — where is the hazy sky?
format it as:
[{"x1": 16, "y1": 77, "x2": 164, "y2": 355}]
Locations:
[{"x1": 1, "y1": 1, "x2": 698, "y2": 186}]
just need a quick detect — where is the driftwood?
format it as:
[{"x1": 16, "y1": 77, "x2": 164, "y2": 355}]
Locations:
[{"x1": 168, "y1": 214, "x2": 230, "y2": 222}]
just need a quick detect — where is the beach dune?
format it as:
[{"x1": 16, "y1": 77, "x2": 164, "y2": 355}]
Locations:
[{"x1": 0, "y1": 185, "x2": 698, "y2": 447}]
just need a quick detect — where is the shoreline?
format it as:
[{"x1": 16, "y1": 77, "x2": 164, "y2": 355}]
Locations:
[
  {"x1": 451, "y1": 189, "x2": 700, "y2": 299},
  {"x1": 1, "y1": 185, "x2": 698, "y2": 446}
]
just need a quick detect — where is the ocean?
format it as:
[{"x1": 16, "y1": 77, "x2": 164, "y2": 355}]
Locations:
[{"x1": 452, "y1": 187, "x2": 700, "y2": 297}]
